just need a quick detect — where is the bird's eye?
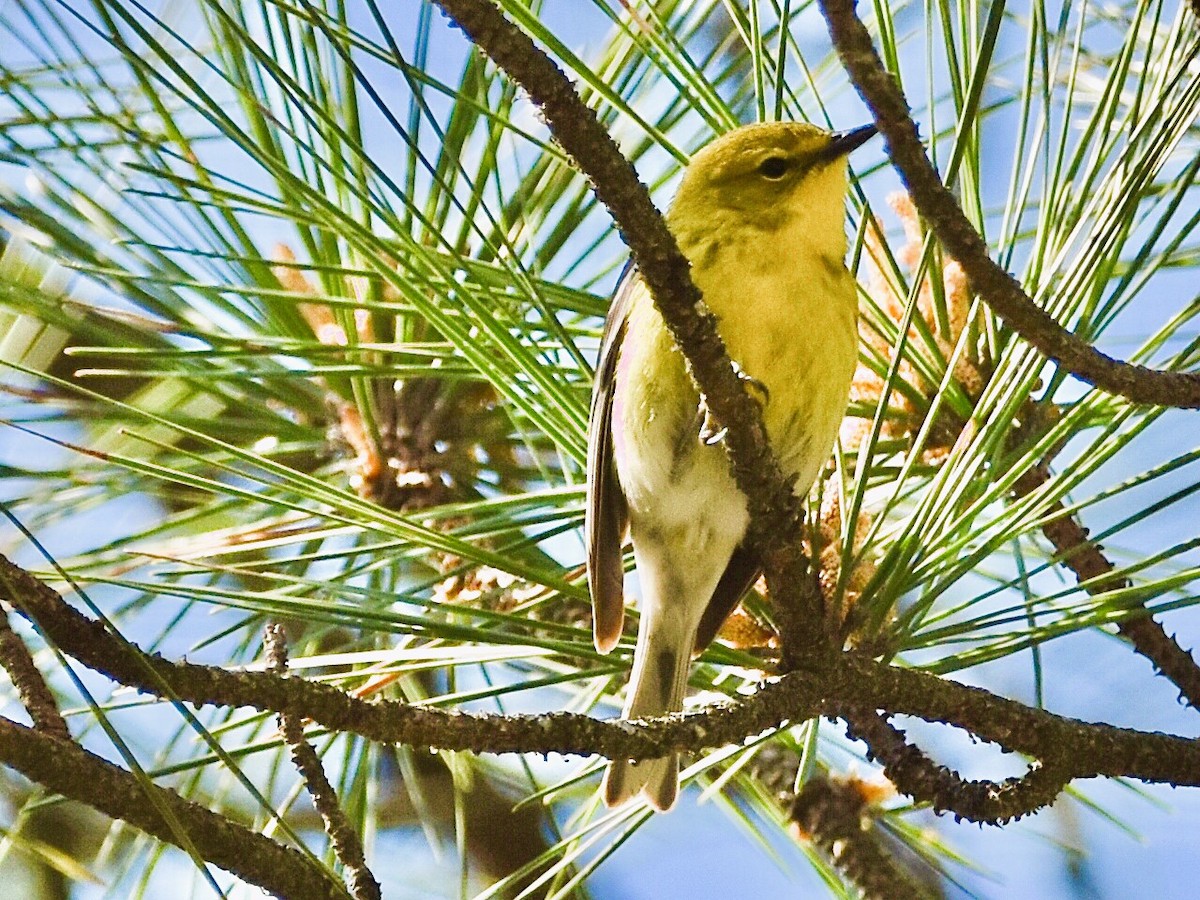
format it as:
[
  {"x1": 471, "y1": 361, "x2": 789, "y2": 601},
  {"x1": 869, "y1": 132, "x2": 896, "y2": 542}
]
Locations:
[{"x1": 758, "y1": 157, "x2": 790, "y2": 179}]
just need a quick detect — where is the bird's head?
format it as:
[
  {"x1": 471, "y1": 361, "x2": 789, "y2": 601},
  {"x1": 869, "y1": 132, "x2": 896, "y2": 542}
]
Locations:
[{"x1": 667, "y1": 122, "x2": 875, "y2": 260}]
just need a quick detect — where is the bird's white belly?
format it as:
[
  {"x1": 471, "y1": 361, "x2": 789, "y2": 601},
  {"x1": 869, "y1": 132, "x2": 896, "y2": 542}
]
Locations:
[{"x1": 624, "y1": 422, "x2": 750, "y2": 548}]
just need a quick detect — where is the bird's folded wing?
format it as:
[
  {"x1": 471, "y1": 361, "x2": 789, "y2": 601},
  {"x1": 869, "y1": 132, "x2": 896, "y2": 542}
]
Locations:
[{"x1": 586, "y1": 265, "x2": 635, "y2": 653}]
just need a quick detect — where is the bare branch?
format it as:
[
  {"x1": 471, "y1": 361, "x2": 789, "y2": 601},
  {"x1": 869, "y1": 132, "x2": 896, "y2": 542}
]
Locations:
[
  {"x1": 844, "y1": 708, "x2": 1070, "y2": 825},
  {"x1": 840, "y1": 656, "x2": 1200, "y2": 786},
  {"x1": 1013, "y1": 464, "x2": 1200, "y2": 710},
  {"x1": 266, "y1": 624, "x2": 382, "y2": 900},
  {"x1": 1117, "y1": 617, "x2": 1200, "y2": 709},
  {"x1": 818, "y1": 0, "x2": 1200, "y2": 409}
]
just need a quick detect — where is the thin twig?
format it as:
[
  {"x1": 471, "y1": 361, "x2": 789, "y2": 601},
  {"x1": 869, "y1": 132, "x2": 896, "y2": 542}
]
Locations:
[
  {"x1": 0, "y1": 716, "x2": 349, "y2": 900},
  {"x1": 265, "y1": 625, "x2": 382, "y2": 900},
  {"x1": 1117, "y1": 617, "x2": 1200, "y2": 708},
  {"x1": 817, "y1": 0, "x2": 1200, "y2": 409},
  {"x1": 1013, "y1": 464, "x2": 1200, "y2": 710},
  {"x1": 0, "y1": 601, "x2": 69, "y2": 739}
]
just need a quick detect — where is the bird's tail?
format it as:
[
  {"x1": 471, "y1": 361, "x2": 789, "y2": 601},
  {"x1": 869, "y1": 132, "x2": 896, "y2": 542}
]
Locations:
[{"x1": 601, "y1": 605, "x2": 695, "y2": 811}]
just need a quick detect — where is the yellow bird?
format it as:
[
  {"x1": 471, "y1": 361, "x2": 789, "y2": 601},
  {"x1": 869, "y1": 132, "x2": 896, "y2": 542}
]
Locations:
[{"x1": 586, "y1": 122, "x2": 873, "y2": 810}]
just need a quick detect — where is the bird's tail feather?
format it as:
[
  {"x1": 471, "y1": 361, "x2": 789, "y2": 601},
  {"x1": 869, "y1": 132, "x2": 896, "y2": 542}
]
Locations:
[
  {"x1": 602, "y1": 605, "x2": 695, "y2": 811},
  {"x1": 603, "y1": 754, "x2": 678, "y2": 811}
]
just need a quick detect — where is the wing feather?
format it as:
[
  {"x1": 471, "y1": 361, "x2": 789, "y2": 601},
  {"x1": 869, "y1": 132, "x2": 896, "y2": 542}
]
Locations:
[{"x1": 586, "y1": 266, "x2": 636, "y2": 653}]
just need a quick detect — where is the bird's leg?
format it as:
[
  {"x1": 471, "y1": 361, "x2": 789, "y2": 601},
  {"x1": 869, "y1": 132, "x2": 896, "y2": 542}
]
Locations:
[
  {"x1": 736, "y1": 361, "x2": 771, "y2": 408},
  {"x1": 698, "y1": 362, "x2": 769, "y2": 445}
]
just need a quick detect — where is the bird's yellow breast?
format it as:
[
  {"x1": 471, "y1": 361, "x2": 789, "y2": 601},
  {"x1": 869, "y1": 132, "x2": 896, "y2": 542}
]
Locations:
[{"x1": 616, "y1": 229, "x2": 857, "y2": 506}]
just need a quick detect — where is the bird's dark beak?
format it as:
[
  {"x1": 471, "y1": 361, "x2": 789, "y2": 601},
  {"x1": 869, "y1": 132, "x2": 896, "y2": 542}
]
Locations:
[{"x1": 825, "y1": 123, "x2": 877, "y2": 158}]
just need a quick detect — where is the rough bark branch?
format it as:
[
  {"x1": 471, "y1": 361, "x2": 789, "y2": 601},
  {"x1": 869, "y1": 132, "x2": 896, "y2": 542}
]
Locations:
[
  {"x1": 0, "y1": 601, "x2": 69, "y2": 739},
  {"x1": 844, "y1": 707, "x2": 1071, "y2": 825},
  {"x1": 4, "y1": 555, "x2": 1200, "y2": 811},
  {"x1": 1013, "y1": 463, "x2": 1200, "y2": 710}
]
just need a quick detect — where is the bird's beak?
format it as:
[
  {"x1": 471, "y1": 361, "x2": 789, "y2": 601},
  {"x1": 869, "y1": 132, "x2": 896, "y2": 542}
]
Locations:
[{"x1": 825, "y1": 123, "x2": 877, "y2": 158}]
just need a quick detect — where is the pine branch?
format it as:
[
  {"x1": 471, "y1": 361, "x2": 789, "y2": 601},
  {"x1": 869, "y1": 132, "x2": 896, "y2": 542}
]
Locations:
[
  {"x1": 0, "y1": 601, "x2": 69, "y2": 739},
  {"x1": 844, "y1": 708, "x2": 1070, "y2": 825},
  {"x1": 1013, "y1": 463, "x2": 1200, "y2": 710},
  {"x1": 266, "y1": 624, "x2": 381, "y2": 900}
]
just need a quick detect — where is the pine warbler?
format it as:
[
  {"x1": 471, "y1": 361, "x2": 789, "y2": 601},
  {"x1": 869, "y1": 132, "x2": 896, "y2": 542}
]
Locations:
[{"x1": 586, "y1": 122, "x2": 875, "y2": 810}]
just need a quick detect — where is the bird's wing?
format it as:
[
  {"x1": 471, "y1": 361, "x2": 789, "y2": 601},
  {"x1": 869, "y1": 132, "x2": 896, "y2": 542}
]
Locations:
[
  {"x1": 693, "y1": 543, "x2": 762, "y2": 653},
  {"x1": 586, "y1": 265, "x2": 636, "y2": 653}
]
